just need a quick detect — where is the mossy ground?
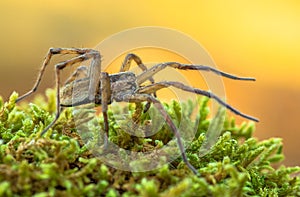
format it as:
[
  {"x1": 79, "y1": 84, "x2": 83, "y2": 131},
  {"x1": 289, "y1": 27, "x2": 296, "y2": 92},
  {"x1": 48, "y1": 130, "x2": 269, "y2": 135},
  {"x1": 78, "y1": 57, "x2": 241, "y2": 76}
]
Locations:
[{"x1": 0, "y1": 89, "x2": 299, "y2": 197}]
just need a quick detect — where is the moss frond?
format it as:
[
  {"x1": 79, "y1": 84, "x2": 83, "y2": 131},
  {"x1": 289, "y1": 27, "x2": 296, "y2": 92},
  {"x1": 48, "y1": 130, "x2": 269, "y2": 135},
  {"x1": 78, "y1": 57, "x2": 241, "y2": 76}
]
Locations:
[{"x1": 0, "y1": 90, "x2": 299, "y2": 196}]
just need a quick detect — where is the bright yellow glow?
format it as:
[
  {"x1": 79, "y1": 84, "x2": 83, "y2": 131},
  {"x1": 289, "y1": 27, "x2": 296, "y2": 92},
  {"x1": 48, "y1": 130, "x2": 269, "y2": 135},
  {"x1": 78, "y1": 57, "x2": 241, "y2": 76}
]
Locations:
[{"x1": 1, "y1": 0, "x2": 299, "y2": 88}]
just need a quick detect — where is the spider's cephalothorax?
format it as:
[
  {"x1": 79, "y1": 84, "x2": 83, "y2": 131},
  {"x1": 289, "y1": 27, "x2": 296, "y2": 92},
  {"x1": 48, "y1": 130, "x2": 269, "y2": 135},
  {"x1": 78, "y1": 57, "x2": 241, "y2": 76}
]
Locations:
[{"x1": 16, "y1": 48, "x2": 259, "y2": 175}]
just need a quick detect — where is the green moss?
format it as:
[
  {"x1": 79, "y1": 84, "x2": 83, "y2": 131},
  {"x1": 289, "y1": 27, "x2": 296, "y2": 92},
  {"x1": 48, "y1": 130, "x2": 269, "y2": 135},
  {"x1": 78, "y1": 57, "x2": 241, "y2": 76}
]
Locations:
[{"x1": 0, "y1": 89, "x2": 299, "y2": 196}]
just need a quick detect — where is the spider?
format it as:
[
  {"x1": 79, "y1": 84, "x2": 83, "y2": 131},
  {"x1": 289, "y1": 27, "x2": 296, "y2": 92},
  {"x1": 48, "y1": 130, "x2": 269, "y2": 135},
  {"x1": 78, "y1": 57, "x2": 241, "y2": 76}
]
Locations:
[{"x1": 16, "y1": 48, "x2": 258, "y2": 175}]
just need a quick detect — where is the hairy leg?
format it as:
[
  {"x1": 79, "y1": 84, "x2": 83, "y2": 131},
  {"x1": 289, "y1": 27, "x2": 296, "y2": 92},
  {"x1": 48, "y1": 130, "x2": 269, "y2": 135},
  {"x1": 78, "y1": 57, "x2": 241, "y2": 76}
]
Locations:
[
  {"x1": 35, "y1": 48, "x2": 101, "y2": 136},
  {"x1": 122, "y1": 93, "x2": 199, "y2": 175},
  {"x1": 100, "y1": 72, "x2": 112, "y2": 148},
  {"x1": 138, "y1": 81, "x2": 259, "y2": 122},
  {"x1": 137, "y1": 62, "x2": 256, "y2": 84},
  {"x1": 16, "y1": 48, "x2": 99, "y2": 102}
]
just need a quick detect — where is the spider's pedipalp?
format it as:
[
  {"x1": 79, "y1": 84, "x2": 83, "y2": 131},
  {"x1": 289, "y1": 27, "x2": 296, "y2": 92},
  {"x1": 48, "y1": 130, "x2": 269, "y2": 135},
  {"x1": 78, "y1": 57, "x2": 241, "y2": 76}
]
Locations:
[
  {"x1": 119, "y1": 53, "x2": 157, "y2": 119},
  {"x1": 138, "y1": 81, "x2": 259, "y2": 122},
  {"x1": 120, "y1": 53, "x2": 156, "y2": 85}
]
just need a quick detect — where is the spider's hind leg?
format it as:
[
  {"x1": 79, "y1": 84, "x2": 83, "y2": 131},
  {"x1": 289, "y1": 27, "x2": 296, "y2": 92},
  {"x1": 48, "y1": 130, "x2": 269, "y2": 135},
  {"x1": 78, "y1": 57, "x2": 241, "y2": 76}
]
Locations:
[
  {"x1": 16, "y1": 48, "x2": 98, "y2": 103},
  {"x1": 37, "y1": 48, "x2": 101, "y2": 137}
]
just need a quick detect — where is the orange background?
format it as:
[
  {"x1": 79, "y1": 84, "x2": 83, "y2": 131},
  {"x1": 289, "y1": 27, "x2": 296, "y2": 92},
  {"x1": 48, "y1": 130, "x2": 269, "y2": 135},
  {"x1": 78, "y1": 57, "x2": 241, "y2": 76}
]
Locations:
[{"x1": 1, "y1": 1, "x2": 300, "y2": 166}]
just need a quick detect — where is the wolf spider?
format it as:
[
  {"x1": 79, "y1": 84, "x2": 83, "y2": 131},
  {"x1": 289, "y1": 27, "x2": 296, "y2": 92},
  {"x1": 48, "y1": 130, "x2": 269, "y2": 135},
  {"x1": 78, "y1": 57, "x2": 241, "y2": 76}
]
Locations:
[{"x1": 16, "y1": 48, "x2": 258, "y2": 175}]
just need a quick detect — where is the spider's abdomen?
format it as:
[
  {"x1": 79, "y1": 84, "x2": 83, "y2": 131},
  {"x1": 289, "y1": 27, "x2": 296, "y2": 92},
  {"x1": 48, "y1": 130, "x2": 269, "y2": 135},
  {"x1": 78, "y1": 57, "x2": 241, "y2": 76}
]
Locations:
[
  {"x1": 109, "y1": 72, "x2": 138, "y2": 102},
  {"x1": 60, "y1": 78, "x2": 91, "y2": 106}
]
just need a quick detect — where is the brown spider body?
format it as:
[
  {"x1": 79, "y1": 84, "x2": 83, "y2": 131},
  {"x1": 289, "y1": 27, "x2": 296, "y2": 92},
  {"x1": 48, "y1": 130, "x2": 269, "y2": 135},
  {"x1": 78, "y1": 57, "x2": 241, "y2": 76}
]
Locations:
[
  {"x1": 16, "y1": 48, "x2": 259, "y2": 175},
  {"x1": 60, "y1": 72, "x2": 138, "y2": 106}
]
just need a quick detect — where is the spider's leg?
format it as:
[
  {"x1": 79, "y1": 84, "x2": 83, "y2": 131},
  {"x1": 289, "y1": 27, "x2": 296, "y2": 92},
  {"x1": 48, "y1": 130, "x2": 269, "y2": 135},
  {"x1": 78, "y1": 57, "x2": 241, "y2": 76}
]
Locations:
[
  {"x1": 139, "y1": 81, "x2": 259, "y2": 122},
  {"x1": 120, "y1": 53, "x2": 157, "y2": 115},
  {"x1": 64, "y1": 65, "x2": 88, "y2": 85},
  {"x1": 132, "y1": 102, "x2": 144, "y2": 124},
  {"x1": 122, "y1": 93, "x2": 199, "y2": 175},
  {"x1": 16, "y1": 48, "x2": 97, "y2": 102},
  {"x1": 137, "y1": 62, "x2": 256, "y2": 84},
  {"x1": 99, "y1": 72, "x2": 112, "y2": 148},
  {"x1": 39, "y1": 107, "x2": 64, "y2": 137},
  {"x1": 87, "y1": 51, "x2": 101, "y2": 101},
  {"x1": 40, "y1": 50, "x2": 101, "y2": 136}
]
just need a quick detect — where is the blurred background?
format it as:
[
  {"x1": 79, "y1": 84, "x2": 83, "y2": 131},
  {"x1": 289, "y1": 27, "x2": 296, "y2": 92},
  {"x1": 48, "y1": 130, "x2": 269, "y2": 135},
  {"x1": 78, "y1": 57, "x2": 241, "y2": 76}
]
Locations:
[{"x1": 0, "y1": 1, "x2": 299, "y2": 166}]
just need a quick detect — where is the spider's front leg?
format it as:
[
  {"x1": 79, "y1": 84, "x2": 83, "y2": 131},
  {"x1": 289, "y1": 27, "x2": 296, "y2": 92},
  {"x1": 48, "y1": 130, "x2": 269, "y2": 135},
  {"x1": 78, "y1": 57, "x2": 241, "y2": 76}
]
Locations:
[
  {"x1": 137, "y1": 62, "x2": 256, "y2": 85},
  {"x1": 139, "y1": 81, "x2": 259, "y2": 122},
  {"x1": 136, "y1": 61, "x2": 259, "y2": 122},
  {"x1": 122, "y1": 93, "x2": 199, "y2": 175}
]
